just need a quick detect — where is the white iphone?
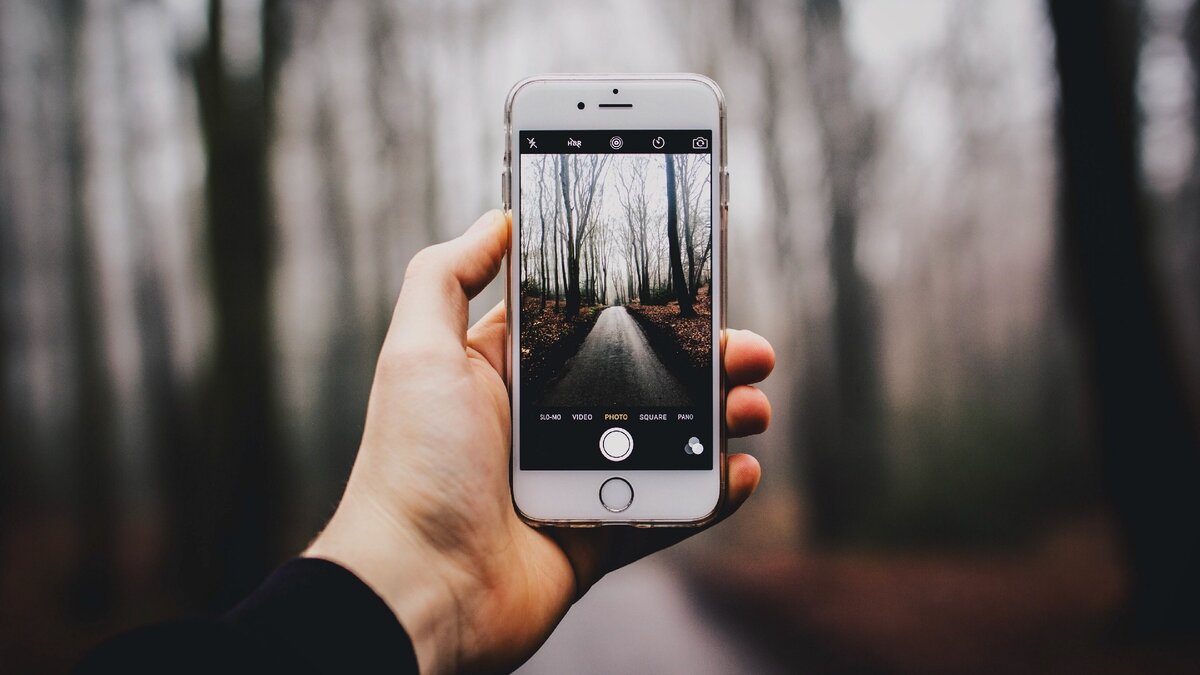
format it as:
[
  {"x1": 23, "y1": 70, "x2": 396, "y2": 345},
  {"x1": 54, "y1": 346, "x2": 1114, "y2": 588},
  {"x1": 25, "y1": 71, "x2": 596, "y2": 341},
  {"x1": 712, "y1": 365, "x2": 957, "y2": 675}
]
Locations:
[{"x1": 504, "y1": 74, "x2": 728, "y2": 525}]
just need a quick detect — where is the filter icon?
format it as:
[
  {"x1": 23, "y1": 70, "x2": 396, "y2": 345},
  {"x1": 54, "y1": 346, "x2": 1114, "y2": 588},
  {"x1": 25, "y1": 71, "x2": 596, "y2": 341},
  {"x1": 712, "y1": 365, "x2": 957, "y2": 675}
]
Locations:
[{"x1": 684, "y1": 436, "x2": 704, "y2": 455}]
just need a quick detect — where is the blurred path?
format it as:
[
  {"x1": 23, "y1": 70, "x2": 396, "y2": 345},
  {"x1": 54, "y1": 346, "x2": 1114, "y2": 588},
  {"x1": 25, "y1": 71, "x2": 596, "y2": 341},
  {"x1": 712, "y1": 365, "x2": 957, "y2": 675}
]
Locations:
[
  {"x1": 516, "y1": 559, "x2": 789, "y2": 675},
  {"x1": 543, "y1": 306, "x2": 688, "y2": 406}
]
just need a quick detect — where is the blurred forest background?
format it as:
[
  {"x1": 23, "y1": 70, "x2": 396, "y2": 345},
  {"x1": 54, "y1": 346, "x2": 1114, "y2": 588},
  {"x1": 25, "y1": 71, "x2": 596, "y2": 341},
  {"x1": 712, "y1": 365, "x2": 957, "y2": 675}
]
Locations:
[{"x1": 1, "y1": 0, "x2": 1199, "y2": 672}]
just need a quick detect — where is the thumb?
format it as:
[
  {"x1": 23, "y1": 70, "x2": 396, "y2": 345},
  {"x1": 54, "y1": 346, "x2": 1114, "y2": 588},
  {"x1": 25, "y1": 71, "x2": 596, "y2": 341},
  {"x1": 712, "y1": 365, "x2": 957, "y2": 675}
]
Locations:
[{"x1": 389, "y1": 210, "x2": 510, "y2": 348}]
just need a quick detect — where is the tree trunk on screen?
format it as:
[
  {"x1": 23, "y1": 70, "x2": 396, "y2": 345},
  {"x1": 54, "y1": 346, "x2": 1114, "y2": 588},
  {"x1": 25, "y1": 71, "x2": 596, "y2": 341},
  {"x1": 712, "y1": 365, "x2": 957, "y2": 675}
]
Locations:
[
  {"x1": 584, "y1": 236, "x2": 592, "y2": 305},
  {"x1": 796, "y1": 0, "x2": 885, "y2": 543},
  {"x1": 679, "y1": 156, "x2": 698, "y2": 300},
  {"x1": 639, "y1": 223, "x2": 650, "y2": 304},
  {"x1": 600, "y1": 233, "x2": 609, "y2": 305},
  {"x1": 590, "y1": 235, "x2": 596, "y2": 305},
  {"x1": 617, "y1": 158, "x2": 652, "y2": 304},
  {"x1": 538, "y1": 162, "x2": 549, "y2": 311},
  {"x1": 552, "y1": 190, "x2": 562, "y2": 307},
  {"x1": 1049, "y1": 0, "x2": 1200, "y2": 632},
  {"x1": 559, "y1": 155, "x2": 581, "y2": 318},
  {"x1": 556, "y1": 227, "x2": 565, "y2": 308},
  {"x1": 189, "y1": 0, "x2": 290, "y2": 608},
  {"x1": 665, "y1": 155, "x2": 695, "y2": 317},
  {"x1": 561, "y1": 155, "x2": 607, "y2": 317}
]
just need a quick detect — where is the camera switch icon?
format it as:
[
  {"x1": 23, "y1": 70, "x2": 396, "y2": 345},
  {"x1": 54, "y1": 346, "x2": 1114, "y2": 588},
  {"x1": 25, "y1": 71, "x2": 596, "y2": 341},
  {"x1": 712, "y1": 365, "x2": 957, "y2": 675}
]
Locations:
[{"x1": 692, "y1": 137, "x2": 708, "y2": 150}]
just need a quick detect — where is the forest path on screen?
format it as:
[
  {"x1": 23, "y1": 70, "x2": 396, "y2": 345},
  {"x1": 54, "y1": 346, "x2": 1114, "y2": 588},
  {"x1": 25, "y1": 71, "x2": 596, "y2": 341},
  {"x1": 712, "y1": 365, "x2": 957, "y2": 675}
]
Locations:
[{"x1": 543, "y1": 306, "x2": 688, "y2": 407}]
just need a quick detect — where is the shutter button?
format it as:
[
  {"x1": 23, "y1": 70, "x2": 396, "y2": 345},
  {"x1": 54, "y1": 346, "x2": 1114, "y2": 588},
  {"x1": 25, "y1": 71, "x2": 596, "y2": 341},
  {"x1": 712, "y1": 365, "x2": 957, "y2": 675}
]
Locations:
[{"x1": 599, "y1": 427, "x2": 633, "y2": 462}]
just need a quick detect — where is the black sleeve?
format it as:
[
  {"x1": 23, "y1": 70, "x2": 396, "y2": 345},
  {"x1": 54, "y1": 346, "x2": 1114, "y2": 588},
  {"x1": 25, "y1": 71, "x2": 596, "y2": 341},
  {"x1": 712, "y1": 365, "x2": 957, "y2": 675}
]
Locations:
[{"x1": 75, "y1": 558, "x2": 419, "y2": 675}]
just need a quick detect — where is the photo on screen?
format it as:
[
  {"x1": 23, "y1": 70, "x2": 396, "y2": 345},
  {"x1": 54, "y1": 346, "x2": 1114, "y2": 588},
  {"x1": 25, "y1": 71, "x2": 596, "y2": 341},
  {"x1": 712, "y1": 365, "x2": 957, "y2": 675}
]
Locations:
[{"x1": 518, "y1": 152, "x2": 713, "y2": 410}]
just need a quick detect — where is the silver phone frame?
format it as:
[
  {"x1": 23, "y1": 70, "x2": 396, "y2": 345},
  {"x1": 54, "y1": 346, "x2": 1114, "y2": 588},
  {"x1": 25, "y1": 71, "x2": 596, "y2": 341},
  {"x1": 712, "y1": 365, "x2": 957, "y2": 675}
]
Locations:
[{"x1": 503, "y1": 74, "x2": 728, "y2": 527}]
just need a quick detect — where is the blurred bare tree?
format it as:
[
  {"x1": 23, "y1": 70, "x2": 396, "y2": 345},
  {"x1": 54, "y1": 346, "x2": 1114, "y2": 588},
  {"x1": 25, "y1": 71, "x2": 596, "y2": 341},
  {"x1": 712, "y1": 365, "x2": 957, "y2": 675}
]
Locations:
[
  {"x1": 797, "y1": 0, "x2": 884, "y2": 544},
  {"x1": 1049, "y1": 0, "x2": 1200, "y2": 633},
  {"x1": 60, "y1": 0, "x2": 117, "y2": 620},
  {"x1": 182, "y1": 0, "x2": 291, "y2": 608}
]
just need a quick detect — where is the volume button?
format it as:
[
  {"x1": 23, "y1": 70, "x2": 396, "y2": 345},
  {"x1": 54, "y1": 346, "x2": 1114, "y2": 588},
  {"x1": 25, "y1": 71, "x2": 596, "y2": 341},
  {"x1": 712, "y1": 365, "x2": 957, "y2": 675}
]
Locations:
[
  {"x1": 501, "y1": 170, "x2": 511, "y2": 209},
  {"x1": 721, "y1": 170, "x2": 729, "y2": 206}
]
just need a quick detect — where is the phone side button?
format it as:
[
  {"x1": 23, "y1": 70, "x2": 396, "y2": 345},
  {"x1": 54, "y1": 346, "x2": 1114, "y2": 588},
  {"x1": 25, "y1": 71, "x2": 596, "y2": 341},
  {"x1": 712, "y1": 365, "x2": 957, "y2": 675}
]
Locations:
[{"x1": 599, "y1": 477, "x2": 634, "y2": 513}]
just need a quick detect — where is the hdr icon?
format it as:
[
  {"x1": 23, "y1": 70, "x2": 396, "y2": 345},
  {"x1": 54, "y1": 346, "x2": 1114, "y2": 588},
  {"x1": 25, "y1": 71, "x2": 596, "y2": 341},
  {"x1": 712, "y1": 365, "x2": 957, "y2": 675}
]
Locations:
[{"x1": 567, "y1": 138, "x2": 581, "y2": 148}]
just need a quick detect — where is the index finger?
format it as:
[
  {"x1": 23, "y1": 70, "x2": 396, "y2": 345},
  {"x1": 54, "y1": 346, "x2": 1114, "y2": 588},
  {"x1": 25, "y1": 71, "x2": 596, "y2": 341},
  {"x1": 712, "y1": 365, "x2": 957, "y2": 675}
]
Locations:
[{"x1": 725, "y1": 329, "x2": 775, "y2": 385}]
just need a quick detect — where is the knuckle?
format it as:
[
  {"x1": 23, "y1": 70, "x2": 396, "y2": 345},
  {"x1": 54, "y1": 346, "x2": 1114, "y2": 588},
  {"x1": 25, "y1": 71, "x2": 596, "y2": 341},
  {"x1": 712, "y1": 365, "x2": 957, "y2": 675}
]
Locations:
[
  {"x1": 404, "y1": 245, "x2": 440, "y2": 280},
  {"x1": 405, "y1": 242, "x2": 457, "y2": 280}
]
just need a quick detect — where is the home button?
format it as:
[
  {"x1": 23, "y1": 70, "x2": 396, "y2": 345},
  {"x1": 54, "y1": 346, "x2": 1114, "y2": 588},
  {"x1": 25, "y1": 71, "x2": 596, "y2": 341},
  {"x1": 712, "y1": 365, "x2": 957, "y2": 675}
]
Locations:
[{"x1": 599, "y1": 477, "x2": 634, "y2": 513}]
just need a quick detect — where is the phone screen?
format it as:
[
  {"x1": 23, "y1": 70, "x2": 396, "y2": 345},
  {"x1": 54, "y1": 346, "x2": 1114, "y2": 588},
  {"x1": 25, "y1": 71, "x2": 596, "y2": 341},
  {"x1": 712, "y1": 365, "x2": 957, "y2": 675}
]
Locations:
[{"x1": 517, "y1": 129, "x2": 715, "y2": 471}]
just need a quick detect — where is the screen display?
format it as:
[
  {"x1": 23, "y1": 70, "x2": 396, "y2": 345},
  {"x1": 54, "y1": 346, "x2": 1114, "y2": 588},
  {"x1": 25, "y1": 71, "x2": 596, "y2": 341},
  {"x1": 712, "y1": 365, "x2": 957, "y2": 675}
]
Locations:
[{"x1": 517, "y1": 129, "x2": 714, "y2": 470}]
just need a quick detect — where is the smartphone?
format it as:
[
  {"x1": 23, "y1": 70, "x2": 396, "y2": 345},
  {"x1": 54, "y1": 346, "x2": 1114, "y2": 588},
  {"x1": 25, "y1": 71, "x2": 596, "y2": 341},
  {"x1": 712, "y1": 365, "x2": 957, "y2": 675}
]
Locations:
[{"x1": 504, "y1": 74, "x2": 728, "y2": 525}]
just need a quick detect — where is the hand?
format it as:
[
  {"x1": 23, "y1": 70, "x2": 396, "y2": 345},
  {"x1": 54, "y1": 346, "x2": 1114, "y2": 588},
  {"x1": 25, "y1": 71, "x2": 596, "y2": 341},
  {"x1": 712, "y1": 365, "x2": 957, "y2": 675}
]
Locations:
[{"x1": 305, "y1": 211, "x2": 774, "y2": 674}]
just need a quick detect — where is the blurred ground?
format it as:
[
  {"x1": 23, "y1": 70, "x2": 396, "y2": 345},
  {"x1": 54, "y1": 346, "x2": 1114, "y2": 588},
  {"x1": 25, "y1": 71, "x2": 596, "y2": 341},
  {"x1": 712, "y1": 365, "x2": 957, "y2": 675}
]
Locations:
[
  {"x1": 691, "y1": 514, "x2": 1200, "y2": 674},
  {"x1": 517, "y1": 557, "x2": 789, "y2": 675}
]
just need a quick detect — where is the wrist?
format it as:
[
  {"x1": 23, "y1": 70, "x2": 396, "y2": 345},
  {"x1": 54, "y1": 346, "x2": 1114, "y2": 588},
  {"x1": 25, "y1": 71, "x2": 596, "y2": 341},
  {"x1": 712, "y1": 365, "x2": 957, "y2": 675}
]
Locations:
[{"x1": 304, "y1": 494, "x2": 479, "y2": 674}]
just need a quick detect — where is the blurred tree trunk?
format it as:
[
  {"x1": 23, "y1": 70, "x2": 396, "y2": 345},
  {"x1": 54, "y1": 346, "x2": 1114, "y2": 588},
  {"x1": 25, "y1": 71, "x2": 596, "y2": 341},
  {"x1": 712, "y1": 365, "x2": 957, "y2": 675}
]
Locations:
[
  {"x1": 60, "y1": 0, "x2": 118, "y2": 619},
  {"x1": 800, "y1": 0, "x2": 885, "y2": 543},
  {"x1": 187, "y1": 0, "x2": 290, "y2": 608},
  {"x1": 0, "y1": 23, "x2": 15, "y2": 569},
  {"x1": 314, "y1": 86, "x2": 370, "y2": 513},
  {"x1": 1181, "y1": 1, "x2": 1200, "y2": 422},
  {"x1": 1048, "y1": 0, "x2": 1200, "y2": 633}
]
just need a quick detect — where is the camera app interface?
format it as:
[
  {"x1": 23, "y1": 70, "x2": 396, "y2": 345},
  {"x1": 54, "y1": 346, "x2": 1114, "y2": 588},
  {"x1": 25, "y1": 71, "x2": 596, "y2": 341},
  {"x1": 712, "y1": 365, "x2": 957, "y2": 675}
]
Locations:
[{"x1": 518, "y1": 130, "x2": 714, "y2": 470}]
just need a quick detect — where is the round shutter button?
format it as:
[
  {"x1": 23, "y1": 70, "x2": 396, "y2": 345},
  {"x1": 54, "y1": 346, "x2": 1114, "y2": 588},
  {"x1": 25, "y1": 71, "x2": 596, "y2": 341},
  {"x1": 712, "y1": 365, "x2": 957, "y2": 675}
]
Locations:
[
  {"x1": 599, "y1": 477, "x2": 634, "y2": 513},
  {"x1": 599, "y1": 427, "x2": 633, "y2": 461}
]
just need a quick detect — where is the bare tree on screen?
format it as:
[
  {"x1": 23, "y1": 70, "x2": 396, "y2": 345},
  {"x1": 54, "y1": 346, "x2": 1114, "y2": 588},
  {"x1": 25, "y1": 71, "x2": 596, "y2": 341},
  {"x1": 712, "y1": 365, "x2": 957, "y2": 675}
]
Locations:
[
  {"x1": 616, "y1": 156, "x2": 652, "y2": 304},
  {"x1": 536, "y1": 156, "x2": 554, "y2": 310},
  {"x1": 557, "y1": 154, "x2": 608, "y2": 318},
  {"x1": 675, "y1": 154, "x2": 704, "y2": 300},
  {"x1": 665, "y1": 154, "x2": 695, "y2": 316},
  {"x1": 687, "y1": 160, "x2": 713, "y2": 294}
]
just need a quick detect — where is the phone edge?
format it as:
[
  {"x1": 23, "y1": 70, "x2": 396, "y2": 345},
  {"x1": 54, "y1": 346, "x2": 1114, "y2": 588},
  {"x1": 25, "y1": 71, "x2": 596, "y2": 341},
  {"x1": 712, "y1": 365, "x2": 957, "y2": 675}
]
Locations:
[{"x1": 504, "y1": 74, "x2": 729, "y2": 528}]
